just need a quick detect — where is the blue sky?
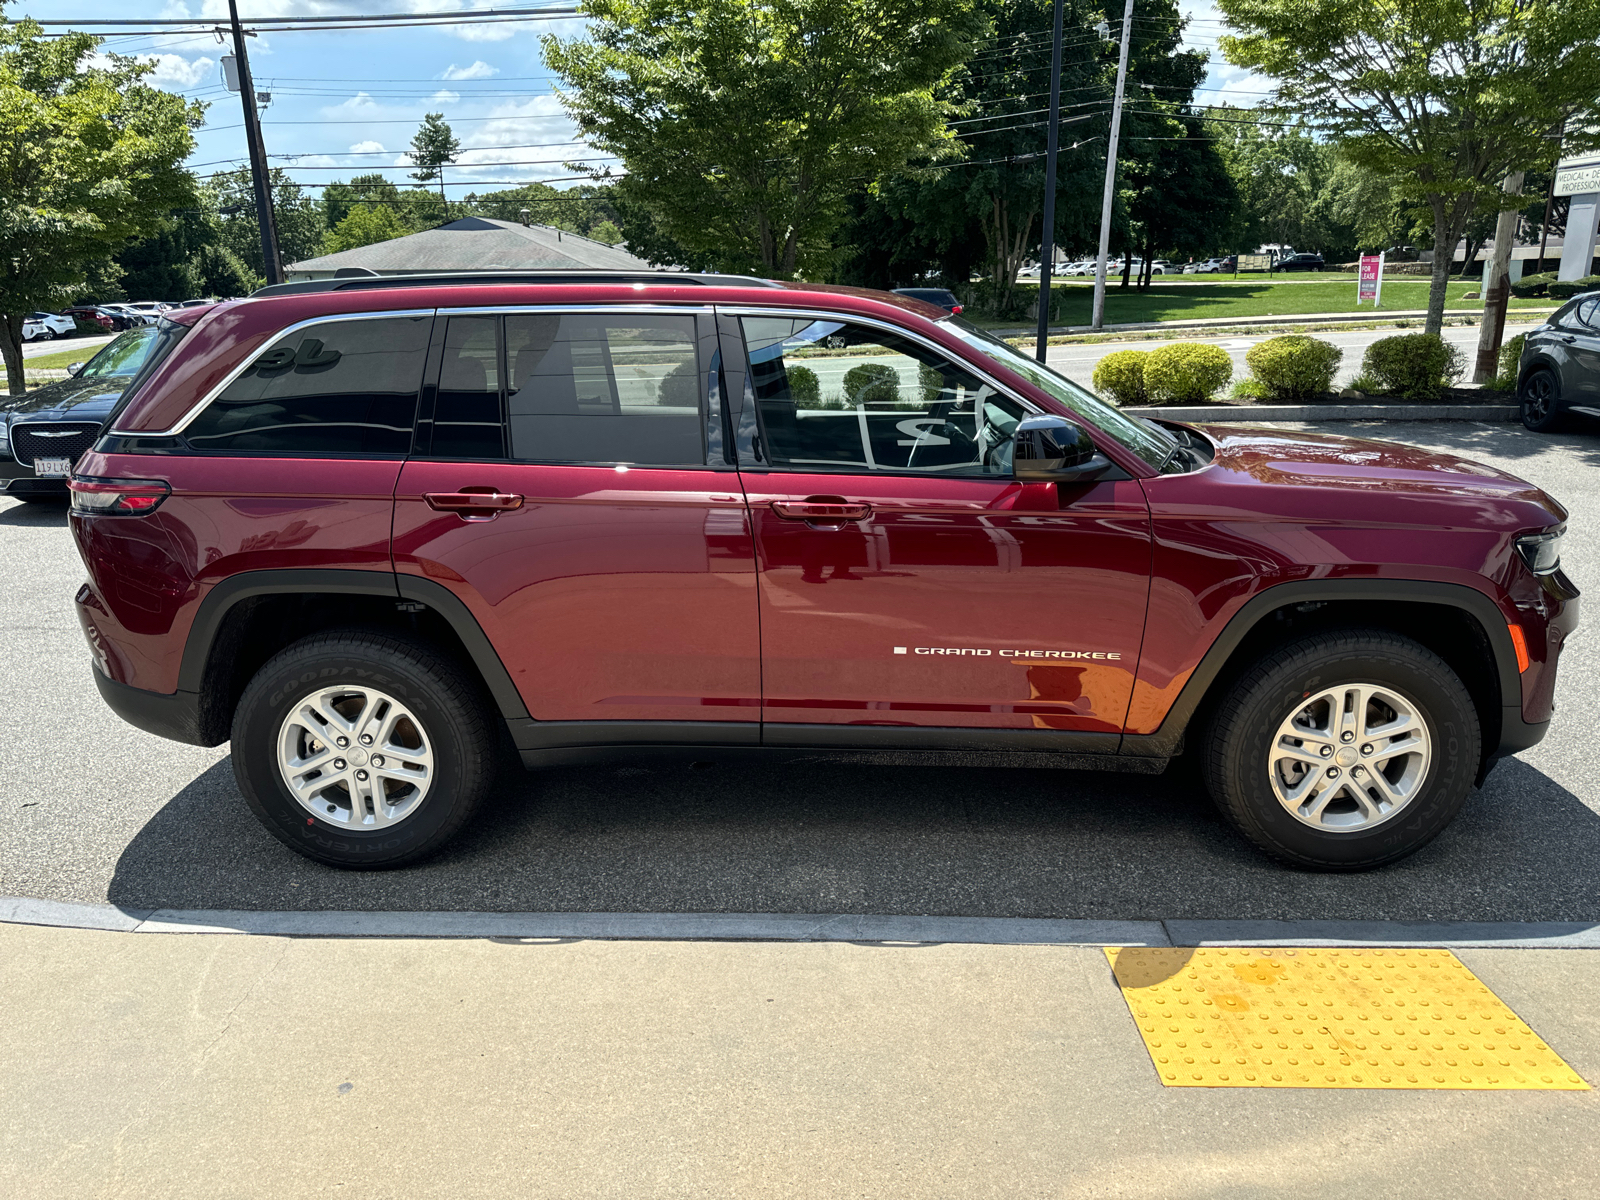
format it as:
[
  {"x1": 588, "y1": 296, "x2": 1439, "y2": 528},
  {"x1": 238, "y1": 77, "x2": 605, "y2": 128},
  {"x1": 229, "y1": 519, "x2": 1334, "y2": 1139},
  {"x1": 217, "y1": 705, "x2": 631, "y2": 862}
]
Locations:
[{"x1": 43, "y1": 2, "x2": 1264, "y2": 204}]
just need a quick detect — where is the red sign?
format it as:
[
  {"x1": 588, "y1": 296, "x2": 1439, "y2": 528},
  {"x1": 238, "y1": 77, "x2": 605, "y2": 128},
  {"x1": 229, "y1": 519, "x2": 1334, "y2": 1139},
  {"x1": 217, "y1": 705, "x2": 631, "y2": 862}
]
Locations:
[{"x1": 1358, "y1": 253, "x2": 1384, "y2": 306}]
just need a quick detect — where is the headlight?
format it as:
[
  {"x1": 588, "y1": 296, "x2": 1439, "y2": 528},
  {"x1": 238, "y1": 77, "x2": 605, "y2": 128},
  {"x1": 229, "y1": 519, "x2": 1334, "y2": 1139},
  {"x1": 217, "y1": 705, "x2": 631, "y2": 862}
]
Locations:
[
  {"x1": 1516, "y1": 525, "x2": 1565, "y2": 575},
  {"x1": 0, "y1": 418, "x2": 10, "y2": 458}
]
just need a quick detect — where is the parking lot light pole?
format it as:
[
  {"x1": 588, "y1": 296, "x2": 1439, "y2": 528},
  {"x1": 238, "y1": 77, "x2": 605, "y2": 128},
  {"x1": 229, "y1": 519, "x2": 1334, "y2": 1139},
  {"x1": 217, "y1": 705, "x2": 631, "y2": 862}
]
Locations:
[
  {"x1": 1091, "y1": 0, "x2": 1135, "y2": 332},
  {"x1": 1034, "y1": 0, "x2": 1066, "y2": 362},
  {"x1": 226, "y1": 0, "x2": 284, "y2": 286}
]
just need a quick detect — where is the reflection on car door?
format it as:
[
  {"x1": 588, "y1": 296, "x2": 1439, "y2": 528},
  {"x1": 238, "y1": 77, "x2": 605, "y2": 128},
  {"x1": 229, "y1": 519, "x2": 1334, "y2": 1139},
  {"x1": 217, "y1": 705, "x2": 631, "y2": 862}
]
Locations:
[
  {"x1": 724, "y1": 313, "x2": 1152, "y2": 742},
  {"x1": 392, "y1": 309, "x2": 762, "y2": 729}
]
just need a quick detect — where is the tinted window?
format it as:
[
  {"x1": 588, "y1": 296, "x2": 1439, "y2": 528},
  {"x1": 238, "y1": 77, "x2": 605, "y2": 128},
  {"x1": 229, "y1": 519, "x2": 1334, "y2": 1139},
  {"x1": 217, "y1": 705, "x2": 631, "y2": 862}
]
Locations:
[
  {"x1": 505, "y1": 313, "x2": 703, "y2": 465},
  {"x1": 79, "y1": 328, "x2": 163, "y2": 379},
  {"x1": 433, "y1": 315, "x2": 503, "y2": 459},
  {"x1": 1575, "y1": 298, "x2": 1600, "y2": 330},
  {"x1": 183, "y1": 316, "x2": 428, "y2": 456},
  {"x1": 741, "y1": 316, "x2": 1024, "y2": 476}
]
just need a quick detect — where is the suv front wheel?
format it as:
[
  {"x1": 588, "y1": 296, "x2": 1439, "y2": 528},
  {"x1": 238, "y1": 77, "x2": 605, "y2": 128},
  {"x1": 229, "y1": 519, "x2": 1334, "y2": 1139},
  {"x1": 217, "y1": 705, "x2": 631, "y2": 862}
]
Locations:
[
  {"x1": 1203, "y1": 629, "x2": 1480, "y2": 870},
  {"x1": 232, "y1": 629, "x2": 497, "y2": 868}
]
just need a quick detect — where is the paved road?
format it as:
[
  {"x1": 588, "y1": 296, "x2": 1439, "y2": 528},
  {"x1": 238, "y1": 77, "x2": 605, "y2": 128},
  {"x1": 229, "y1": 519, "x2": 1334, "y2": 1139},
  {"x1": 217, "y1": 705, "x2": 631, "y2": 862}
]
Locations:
[
  {"x1": 1, "y1": 421, "x2": 1595, "y2": 919},
  {"x1": 1043, "y1": 321, "x2": 1544, "y2": 393}
]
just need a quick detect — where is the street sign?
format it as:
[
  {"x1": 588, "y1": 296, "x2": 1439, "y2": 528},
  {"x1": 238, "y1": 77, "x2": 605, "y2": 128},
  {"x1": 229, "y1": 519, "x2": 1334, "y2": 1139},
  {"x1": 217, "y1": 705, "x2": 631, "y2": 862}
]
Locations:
[
  {"x1": 1236, "y1": 253, "x2": 1272, "y2": 273},
  {"x1": 1358, "y1": 253, "x2": 1384, "y2": 306}
]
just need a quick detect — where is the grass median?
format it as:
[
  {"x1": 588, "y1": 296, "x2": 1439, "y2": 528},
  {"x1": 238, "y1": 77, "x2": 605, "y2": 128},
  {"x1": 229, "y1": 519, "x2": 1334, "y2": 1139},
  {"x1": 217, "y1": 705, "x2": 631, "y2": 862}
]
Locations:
[{"x1": 987, "y1": 279, "x2": 1544, "y2": 328}]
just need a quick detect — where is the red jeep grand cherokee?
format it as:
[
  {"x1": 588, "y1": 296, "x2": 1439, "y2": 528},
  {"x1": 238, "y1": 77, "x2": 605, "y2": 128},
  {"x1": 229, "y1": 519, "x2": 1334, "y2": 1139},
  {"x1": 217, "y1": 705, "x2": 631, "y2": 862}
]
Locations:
[{"x1": 67, "y1": 272, "x2": 1578, "y2": 871}]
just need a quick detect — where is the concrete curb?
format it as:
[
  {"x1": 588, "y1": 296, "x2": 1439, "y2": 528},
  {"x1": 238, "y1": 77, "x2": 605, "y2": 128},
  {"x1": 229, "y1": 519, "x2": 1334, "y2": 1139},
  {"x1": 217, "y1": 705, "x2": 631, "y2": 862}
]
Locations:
[
  {"x1": 2, "y1": 897, "x2": 1598, "y2": 948},
  {"x1": 1140, "y1": 404, "x2": 1518, "y2": 423}
]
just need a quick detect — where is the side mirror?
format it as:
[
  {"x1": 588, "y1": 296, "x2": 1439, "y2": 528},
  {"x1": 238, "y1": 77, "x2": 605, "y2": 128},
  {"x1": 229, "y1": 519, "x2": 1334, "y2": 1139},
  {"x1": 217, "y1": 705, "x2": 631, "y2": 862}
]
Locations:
[
  {"x1": 1013, "y1": 414, "x2": 1114, "y2": 482},
  {"x1": 67, "y1": 363, "x2": 84, "y2": 377}
]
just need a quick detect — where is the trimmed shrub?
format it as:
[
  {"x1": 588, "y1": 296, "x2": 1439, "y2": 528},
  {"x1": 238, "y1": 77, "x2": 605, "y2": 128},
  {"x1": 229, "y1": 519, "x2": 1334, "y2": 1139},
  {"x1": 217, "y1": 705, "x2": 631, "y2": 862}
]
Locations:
[
  {"x1": 1509, "y1": 271, "x2": 1556, "y2": 298},
  {"x1": 1091, "y1": 349, "x2": 1150, "y2": 405},
  {"x1": 657, "y1": 359, "x2": 699, "y2": 407},
  {"x1": 1360, "y1": 332, "x2": 1466, "y2": 401},
  {"x1": 1549, "y1": 274, "x2": 1600, "y2": 300},
  {"x1": 843, "y1": 361, "x2": 899, "y2": 406},
  {"x1": 919, "y1": 364, "x2": 946, "y2": 405},
  {"x1": 1491, "y1": 333, "x2": 1526, "y2": 393},
  {"x1": 1143, "y1": 342, "x2": 1233, "y2": 403},
  {"x1": 1243, "y1": 335, "x2": 1342, "y2": 401},
  {"x1": 787, "y1": 363, "x2": 821, "y2": 408},
  {"x1": 72, "y1": 318, "x2": 105, "y2": 336}
]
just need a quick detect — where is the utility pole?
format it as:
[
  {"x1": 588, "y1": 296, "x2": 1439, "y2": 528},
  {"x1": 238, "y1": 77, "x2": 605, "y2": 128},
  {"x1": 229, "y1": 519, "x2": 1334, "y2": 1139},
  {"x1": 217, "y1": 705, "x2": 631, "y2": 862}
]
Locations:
[
  {"x1": 226, "y1": 0, "x2": 284, "y2": 286},
  {"x1": 1473, "y1": 171, "x2": 1525, "y2": 384},
  {"x1": 1091, "y1": 0, "x2": 1135, "y2": 331},
  {"x1": 1033, "y1": 0, "x2": 1066, "y2": 362}
]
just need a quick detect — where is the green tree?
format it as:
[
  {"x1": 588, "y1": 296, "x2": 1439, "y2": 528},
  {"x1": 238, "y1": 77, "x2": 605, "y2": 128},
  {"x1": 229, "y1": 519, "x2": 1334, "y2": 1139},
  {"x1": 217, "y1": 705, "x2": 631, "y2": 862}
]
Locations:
[
  {"x1": 409, "y1": 112, "x2": 461, "y2": 209},
  {"x1": 543, "y1": 0, "x2": 988, "y2": 276},
  {"x1": 0, "y1": 11, "x2": 201, "y2": 393},
  {"x1": 207, "y1": 167, "x2": 326, "y2": 277},
  {"x1": 1217, "y1": 0, "x2": 1600, "y2": 334},
  {"x1": 320, "y1": 204, "x2": 413, "y2": 255},
  {"x1": 324, "y1": 173, "x2": 405, "y2": 229}
]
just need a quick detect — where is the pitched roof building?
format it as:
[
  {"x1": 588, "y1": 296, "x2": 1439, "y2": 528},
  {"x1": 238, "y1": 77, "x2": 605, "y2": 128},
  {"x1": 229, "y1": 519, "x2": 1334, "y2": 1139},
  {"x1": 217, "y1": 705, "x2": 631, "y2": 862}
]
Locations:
[{"x1": 285, "y1": 216, "x2": 656, "y2": 280}]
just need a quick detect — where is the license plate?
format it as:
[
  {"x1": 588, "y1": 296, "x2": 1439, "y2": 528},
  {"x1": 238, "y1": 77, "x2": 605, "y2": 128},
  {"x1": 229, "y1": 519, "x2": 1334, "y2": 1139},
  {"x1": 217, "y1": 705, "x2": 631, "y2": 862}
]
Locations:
[{"x1": 32, "y1": 457, "x2": 72, "y2": 477}]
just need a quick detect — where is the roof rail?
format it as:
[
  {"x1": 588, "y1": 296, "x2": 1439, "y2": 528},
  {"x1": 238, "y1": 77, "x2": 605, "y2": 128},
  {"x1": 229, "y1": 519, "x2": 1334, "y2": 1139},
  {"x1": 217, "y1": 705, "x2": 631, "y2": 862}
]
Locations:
[{"x1": 251, "y1": 270, "x2": 785, "y2": 298}]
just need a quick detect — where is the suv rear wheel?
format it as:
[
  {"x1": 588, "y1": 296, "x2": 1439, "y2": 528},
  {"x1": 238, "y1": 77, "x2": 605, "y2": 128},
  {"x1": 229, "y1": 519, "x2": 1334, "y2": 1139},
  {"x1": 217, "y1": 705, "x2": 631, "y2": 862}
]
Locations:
[
  {"x1": 232, "y1": 629, "x2": 497, "y2": 868},
  {"x1": 1203, "y1": 629, "x2": 1480, "y2": 870}
]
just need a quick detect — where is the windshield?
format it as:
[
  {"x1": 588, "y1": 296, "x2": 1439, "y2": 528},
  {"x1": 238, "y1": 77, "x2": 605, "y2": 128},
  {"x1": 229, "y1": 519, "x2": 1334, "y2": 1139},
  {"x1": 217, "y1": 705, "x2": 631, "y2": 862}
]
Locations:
[
  {"x1": 941, "y1": 317, "x2": 1176, "y2": 469},
  {"x1": 79, "y1": 327, "x2": 164, "y2": 379}
]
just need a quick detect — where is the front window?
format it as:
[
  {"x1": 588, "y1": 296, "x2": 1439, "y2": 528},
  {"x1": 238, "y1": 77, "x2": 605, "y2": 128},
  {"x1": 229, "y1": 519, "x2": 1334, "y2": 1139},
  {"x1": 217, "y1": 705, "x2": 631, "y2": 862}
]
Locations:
[
  {"x1": 941, "y1": 317, "x2": 1176, "y2": 469},
  {"x1": 77, "y1": 327, "x2": 168, "y2": 379}
]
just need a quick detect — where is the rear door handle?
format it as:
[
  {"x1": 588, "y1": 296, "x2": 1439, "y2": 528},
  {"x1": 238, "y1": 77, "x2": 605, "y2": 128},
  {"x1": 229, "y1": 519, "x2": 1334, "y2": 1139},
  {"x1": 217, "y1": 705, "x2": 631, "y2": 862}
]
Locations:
[
  {"x1": 424, "y1": 490, "x2": 524, "y2": 517},
  {"x1": 770, "y1": 498, "x2": 873, "y2": 523}
]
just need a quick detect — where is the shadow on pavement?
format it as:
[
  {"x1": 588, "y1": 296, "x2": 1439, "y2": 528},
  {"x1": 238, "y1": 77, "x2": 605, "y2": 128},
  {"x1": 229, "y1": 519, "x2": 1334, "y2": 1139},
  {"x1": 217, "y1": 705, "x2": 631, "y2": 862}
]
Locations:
[
  {"x1": 0, "y1": 500, "x2": 68, "y2": 526},
  {"x1": 107, "y1": 752, "x2": 1600, "y2": 921}
]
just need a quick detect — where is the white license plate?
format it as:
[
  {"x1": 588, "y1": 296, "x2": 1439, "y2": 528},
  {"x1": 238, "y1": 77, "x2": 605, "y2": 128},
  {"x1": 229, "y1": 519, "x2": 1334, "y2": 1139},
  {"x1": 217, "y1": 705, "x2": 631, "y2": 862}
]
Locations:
[{"x1": 32, "y1": 457, "x2": 72, "y2": 477}]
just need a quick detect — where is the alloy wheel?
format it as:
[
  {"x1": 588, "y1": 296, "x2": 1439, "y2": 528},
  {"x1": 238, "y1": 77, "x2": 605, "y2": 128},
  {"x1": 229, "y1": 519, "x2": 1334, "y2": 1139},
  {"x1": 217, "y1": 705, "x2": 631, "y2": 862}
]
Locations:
[
  {"x1": 275, "y1": 684, "x2": 435, "y2": 828},
  {"x1": 1267, "y1": 683, "x2": 1432, "y2": 832}
]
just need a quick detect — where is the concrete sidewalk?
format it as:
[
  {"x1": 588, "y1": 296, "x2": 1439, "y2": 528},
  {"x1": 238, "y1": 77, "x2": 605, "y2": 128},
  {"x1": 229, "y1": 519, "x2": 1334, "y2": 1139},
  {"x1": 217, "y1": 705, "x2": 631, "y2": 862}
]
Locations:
[{"x1": 3, "y1": 922, "x2": 1598, "y2": 1198}]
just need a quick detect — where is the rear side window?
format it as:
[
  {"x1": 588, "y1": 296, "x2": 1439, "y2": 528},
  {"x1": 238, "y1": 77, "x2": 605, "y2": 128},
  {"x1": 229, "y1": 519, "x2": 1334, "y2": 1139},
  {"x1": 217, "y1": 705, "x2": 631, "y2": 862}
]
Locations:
[
  {"x1": 182, "y1": 316, "x2": 429, "y2": 456},
  {"x1": 505, "y1": 313, "x2": 703, "y2": 465}
]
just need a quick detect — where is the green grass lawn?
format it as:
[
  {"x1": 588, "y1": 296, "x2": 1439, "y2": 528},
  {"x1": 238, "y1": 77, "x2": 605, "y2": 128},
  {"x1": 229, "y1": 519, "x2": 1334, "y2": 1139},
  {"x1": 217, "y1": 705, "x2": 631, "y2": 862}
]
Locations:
[
  {"x1": 22, "y1": 345, "x2": 100, "y2": 371},
  {"x1": 990, "y1": 279, "x2": 1549, "y2": 328}
]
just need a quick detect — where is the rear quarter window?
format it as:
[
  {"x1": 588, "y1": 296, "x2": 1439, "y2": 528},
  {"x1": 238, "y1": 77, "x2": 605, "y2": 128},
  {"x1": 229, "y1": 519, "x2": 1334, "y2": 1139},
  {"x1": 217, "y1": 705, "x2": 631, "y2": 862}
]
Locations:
[{"x1": 181, "y1": 315, "x2": 430, "y2": 456}]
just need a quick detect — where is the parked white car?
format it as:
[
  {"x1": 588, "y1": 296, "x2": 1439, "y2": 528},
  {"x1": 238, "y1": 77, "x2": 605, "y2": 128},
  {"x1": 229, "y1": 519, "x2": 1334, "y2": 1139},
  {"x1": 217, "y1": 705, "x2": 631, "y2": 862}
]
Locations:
[
  {"x1": 126, "y1": 302, "x2": 170, "y2": 320},
  {"x1": 22, "y1": 312, "x2": 76, "y2": 342}
]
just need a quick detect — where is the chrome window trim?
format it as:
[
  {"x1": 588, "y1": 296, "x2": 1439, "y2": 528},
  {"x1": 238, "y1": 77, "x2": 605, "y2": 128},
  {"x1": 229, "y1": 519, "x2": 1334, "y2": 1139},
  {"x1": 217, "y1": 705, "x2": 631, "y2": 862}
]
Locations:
[
  {"x1": 714, "y1": 305, "x2": 1045, "y2": 418},
  {"x1": 115, "y1": 308, "x2": 436, "y2": 437},
  {"x1": 437, "y1": 303, "x2": 716, "y2": 317}
]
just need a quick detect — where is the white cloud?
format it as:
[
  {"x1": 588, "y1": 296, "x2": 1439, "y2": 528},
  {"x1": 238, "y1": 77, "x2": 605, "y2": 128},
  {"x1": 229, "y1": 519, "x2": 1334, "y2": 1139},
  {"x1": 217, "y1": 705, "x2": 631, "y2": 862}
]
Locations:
[
  {"x1": 430, "y1": 90, "x2": 461, "y2": 105},
  {"x1": 142, "y1": 54, "x2": 216, "y2": 89},
  {"x1": 441, "y1": 61, "x2": 498, "y2": 81},
  {"x1": 349, "y1": 140, "x2": 386, "y2": 153}
]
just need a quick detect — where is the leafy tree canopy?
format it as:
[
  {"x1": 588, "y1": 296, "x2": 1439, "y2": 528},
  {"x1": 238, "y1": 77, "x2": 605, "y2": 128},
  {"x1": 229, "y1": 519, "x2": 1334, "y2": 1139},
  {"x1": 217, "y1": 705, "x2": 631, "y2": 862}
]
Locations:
[
  {"x1": 1217, "y1": 0, "x2": 1600, "y2": 332},
  {"x1": 0, "y1": 8, "x2": 202, "y2": 392},
  {"x1": 544, "y1": 0, "x2": 989, "y2": 276}
]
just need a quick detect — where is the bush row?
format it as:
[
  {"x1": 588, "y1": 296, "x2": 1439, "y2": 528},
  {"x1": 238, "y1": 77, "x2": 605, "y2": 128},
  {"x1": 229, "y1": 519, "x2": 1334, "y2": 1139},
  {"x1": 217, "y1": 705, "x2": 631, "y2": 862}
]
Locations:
[
  {"x1": 1509, "y1": 272, "x2": 1600, "y2": 299},
  {"x1": 1089, "y1": 331, "x2": 1470, "y2": 406}
]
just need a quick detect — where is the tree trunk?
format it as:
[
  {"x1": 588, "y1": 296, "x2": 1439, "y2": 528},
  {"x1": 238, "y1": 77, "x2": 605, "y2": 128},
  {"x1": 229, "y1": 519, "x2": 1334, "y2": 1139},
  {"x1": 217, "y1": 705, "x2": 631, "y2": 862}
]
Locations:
[
  {"x1": 0, "y1": 314, "x2": 25, "y2": 397},
  {"x1": 1425, "y1": 195, "x2": 1475, "y2": 336},
  {"x1": 1120, "y1": 248, "x2": 1132, "y2": 290}
]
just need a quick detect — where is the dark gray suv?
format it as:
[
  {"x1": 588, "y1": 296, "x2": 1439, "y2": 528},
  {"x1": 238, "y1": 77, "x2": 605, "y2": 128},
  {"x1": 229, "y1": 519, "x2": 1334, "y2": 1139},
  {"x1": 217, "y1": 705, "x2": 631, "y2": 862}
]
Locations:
[{"x1": 1519, "y1": 291, "x2": 1600, "y2": 431}]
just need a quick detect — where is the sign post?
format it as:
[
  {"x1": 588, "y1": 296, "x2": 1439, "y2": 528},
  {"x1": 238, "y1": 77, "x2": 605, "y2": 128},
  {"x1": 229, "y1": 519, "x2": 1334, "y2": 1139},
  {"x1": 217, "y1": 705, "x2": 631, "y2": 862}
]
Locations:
[{"x1": 1358, "y1": 253, "x2": 1384, "y2": 307}]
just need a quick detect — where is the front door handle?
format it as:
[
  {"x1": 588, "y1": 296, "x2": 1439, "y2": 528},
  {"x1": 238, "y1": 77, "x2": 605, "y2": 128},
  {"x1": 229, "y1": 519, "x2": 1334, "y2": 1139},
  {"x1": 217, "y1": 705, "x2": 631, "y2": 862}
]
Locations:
[
  {"x1": 424, "y1": 489, "x2": 524, "y2": 518},
  {"x1": 771, "y1": 497, "x2": 873, "y2": 525}
]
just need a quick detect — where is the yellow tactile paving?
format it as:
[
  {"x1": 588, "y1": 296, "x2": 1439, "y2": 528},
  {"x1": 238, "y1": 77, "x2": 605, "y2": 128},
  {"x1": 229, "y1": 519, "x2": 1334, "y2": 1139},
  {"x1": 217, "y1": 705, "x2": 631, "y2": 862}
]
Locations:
[{"x1": 1105, "y1": 947, "x2": 1588, "y2": 1090}]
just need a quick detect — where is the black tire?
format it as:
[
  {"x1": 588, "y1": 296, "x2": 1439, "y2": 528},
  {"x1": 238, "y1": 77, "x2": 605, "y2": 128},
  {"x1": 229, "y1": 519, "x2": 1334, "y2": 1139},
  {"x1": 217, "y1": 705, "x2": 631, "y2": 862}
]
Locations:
[
  {"x1": 1519, "y1": 367, "x2": 1565, "y2": 432},
  {"x1": 1202, "y1": 629, "x2": 1480, "y2": 871},
  {"x1": 231, "y1": 629, "x2": 497, "y2": 868}
]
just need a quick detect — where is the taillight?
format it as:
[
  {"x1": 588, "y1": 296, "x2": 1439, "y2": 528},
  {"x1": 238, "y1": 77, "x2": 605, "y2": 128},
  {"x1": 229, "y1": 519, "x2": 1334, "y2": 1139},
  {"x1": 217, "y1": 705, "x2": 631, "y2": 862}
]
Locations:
[{"x1": 68, "y1": 476, "x2": 171, "y2": 516}]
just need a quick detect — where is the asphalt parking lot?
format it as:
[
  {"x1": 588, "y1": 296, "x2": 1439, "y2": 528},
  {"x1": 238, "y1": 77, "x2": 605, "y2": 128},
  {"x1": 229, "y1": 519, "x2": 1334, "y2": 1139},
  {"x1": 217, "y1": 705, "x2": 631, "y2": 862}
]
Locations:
[{"x1": 1, "y1": 420, "x2": 1596, "y2": 920}]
